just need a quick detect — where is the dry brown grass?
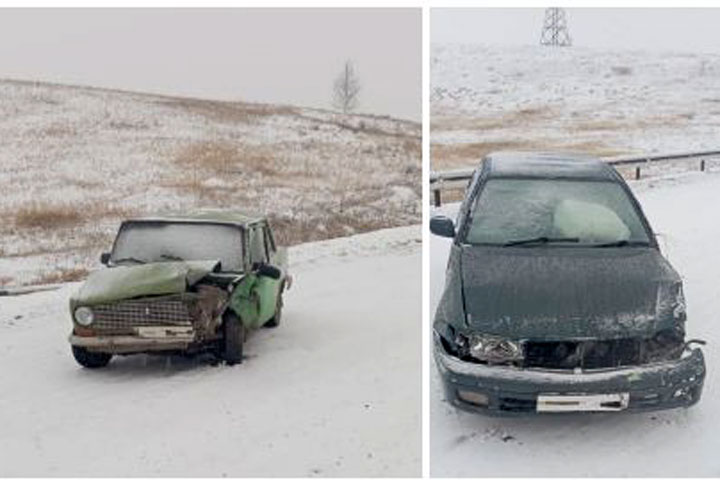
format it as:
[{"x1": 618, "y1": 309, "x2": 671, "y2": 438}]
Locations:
[
  {"x1": 571, "y1": 120, "x2": 627, "y2": 132},
  {"x1": 164, "y1": 97, "x2": 297, "y2": 125},
  {"x1": 432, "y1": 107, "x2": 554, "y2": 134},
  {"x1": 294, "y1": 112, "x2": 420, "y2": 141},
  {"x1": 65, "y1": 177, "x2": 101, "y2": 189},
  {"x1": 14, "y1": 203, "x2": 83, "y2": 229},
  {"x1": 39, "y1": 123, "x2": 77, "y2": 137},
  {"x1": 108, "y1": 120, "x2": 150, "y2": 131},
  {"x1": 269, "y1": 212, "x2": 401, "y2": 246},
  {"x1": 12, "y1": 201, "x2": 132, "y2": 230},
  {"x1": 431, "y1": 140, "x2": 535, "y2": 169},
  {"x1": 162, "y1": 177, "x2": 240, "y2": 205},
  {"x1": 401, "y1": 138, "x2": 422, "y2": 156},
  {"x1": 431, "y1": 140, "x2": 627, "y2": 170},
  {"x1": 570, "y1": 114, "x2": 692, "y2": 133},
  {"x1": 174, "y1": 141, "x2": 279, "y2": 177},
  {"x1": 432, "y1": 116, "x2": 507, "y2": 132},
  {"x1": 643, "y1": 113, "x2": 695, "y2": 126},
  {"x1": 4, "y1": 230, "x2": 115, "y2": 259},
  {"x1": 29, "y1": 267, "x2": 89, "y2": 285}
]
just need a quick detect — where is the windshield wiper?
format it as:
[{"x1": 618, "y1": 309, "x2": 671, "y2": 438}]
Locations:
[
  {"x1": 113, "y1": 256, "x2": 146, "y2": 264},
  {"x1": 593, "y1": 240, "x2": 650, "y2": 248},
  {"x1": 159, "y1": 254, "x2": 184, "y2": 261},
  {"x1": 503, "y1": 236, "x2": 580, "y2": 247}
]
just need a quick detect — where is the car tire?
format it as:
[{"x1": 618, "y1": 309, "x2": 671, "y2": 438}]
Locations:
[
  {"x1": 264, "y1": 286, "x2": 284, "y2": 328},
  {"x1": 223, "y1": 311, "x2": 245, "y2": 365},
  {"x1": 71, "y1": 346, "x2": 112, "y2": 368}
]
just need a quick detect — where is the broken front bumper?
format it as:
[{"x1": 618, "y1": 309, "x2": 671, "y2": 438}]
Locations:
[{"x1": 434, "y1": 335, "x2": 706, "y2": 415}]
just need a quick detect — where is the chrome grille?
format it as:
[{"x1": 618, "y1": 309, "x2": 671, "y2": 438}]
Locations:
[{"x1": 92, "y1": 298, "x2": 194, "y2": 333}]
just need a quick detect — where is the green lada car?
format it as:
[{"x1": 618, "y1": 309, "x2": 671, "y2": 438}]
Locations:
[{"x1": 68, "y1": 211, "x2": 290, "y2": 368}]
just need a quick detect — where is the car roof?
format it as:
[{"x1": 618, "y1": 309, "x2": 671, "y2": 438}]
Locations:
[
  {"x1": 484, "y1": 151, "x2": 618, "y2": 181},
  {"x1": 124, "y1": 209, "x2": 264, "y2": 227}
]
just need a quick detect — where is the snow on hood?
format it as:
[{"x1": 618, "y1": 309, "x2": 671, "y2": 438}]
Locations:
[
  {"x1": 460, "y1": 246, "x2": 682, "y2": 340},
  {"x1": 71, "y1": 260, "x2": 221, "y2": 306}
]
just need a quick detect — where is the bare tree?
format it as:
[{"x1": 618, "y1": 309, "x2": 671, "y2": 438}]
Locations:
[{"x1": 333, "y1": 60, "x2": 361, "y2": 114}]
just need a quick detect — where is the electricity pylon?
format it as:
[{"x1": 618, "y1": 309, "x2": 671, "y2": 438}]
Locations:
[{"x1": 540, "y1": 7, "x2": 572, "y2": 47}]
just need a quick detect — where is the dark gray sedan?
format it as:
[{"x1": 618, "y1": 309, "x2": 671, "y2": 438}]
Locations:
[{"x1": 431, "y1": 152, "x2": 706, "y2": 415}]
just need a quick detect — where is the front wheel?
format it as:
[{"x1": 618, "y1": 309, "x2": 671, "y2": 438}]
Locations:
[
  {"x1": 222, "y1": 312, "x2": 245, "y2": 365},
  {"x1": 71, "y1": 346, "x2": 112, "y2": 368}
]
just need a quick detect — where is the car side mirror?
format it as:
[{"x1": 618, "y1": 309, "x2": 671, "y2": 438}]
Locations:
[
  {"x1": 100, "y1": 252, "x2": 111, "y2": 265},
  {"x1": 255, "y1": 262, "x2": 281, "y2": 280},
  {"x1": 430, "y1": 216, "x2": 455, "y2": 238}
]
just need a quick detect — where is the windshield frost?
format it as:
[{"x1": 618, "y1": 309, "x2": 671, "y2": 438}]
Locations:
[
  {"x1": 111, "y1": 222, "x2": 244, "y2": 270},
  {"x1": 465, "y1": 179, "x2": 651, "y2": 246}
]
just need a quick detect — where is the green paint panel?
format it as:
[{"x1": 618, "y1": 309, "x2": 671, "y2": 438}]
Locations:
[
  {"x1": 229, "y1": 274, "x2": 262, "y2": 329},
  {"x1": 71, "y1": 260, "x2": 220, "y2": 308}
]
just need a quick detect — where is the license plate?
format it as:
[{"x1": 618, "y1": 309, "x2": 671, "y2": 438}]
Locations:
[
  {"x1": 537, "y1": 392, "x2": 630, "y2": 412},
  {"x1": 135, "y1": 326, "x2": 194, "y2": 339}
]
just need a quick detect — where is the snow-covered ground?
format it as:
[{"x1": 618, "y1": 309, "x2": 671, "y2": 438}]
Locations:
[
  {"x1": 430, "y1": 171, "x2": 720, "y2": 477},
  {"x1": 0, "y1": 79, "x2": 420, "y2": 286},
  {"x1": 431, "y1": 44, "x2": 720, "y2": 168},
  {"x1": 0, "y1": 226, "x2": 421, "y2": 477}
]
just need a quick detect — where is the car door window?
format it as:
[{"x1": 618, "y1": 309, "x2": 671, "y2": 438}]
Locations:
[
  {"x1": 249, "y1": 226, "x2": 268, "y2": 265},
  {"x1": 263, "y1": 226, "x2": 276, "y2": 257}
]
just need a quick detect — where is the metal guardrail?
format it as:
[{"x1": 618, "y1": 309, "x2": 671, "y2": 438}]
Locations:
[
  {"x1": 0, "y1": 284, "x2": 63, "y2": 297},
  {"x1": 430, "y1": 150, "x2": 720, "y2": 207}
]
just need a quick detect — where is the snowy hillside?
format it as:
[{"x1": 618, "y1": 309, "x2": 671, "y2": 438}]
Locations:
[
  {"x1": 0, "y1": 79, "x2": 420, "y2": 286},
  {"x1": 431, "y1": 44, "x2": 720, "y2": 168},
  {"x1": 0, "y1": 225, "x2": 421, "y2": 477},
  {"x1": 430, "y1": 171, "x2": 720, "y2": 476}
]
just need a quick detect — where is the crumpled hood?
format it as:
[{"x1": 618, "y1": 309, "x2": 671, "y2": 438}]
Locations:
[
  {"x1": 71, "y1": 260, "x2": 221, "y2": 306},
  {"x1": 460, "y1": 246, "x2": 682, "y2": 340}
]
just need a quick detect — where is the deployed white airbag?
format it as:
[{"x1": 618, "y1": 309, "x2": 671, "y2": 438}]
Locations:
[{"x1": 553, "y1": 199, "x2": 631, "y2": 243}]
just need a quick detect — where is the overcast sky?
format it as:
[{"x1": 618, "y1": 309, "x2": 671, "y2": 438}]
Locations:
[
  {"x1": 432, "y1": 8, "x2": 720, "y2": 54},
  {"x1": 0, "y1": 8, "x2": 420, "y2": 120}
]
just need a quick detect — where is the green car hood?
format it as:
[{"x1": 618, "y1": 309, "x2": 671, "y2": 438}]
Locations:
[{"x1": 71, "y1": 260, "x2": 221, "y2": 307}]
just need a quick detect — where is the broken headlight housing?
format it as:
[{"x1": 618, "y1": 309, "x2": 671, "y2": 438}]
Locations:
[
  {"x1": 458, "y1": 333, "x2": 524, "y2": 364},
  {"x1": 74, "y1": 306, "x2": 94, "y2": 326}
]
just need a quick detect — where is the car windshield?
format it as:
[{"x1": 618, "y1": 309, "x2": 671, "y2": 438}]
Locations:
[
  {"x1": 465, "y1": 178, "x2": 652, "y2": 246},
  {"x1": 111, "y1": 221, "x2": 244, "y2": 271}
]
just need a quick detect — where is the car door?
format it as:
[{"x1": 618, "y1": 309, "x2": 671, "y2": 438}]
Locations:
[
  {"x1": 249, "y1": 223, "x2": 281, "y2": 326},
  {"x1": 231, "y1": 223, "x2": 284, "y2": 329}
]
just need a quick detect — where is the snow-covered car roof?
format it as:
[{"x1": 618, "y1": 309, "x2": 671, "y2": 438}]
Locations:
[
  {"x1": 124, "y1": 209, "x2": 265, "y2": 227},
  {"x1": 485, "y1": 151, "x2": 617, "y2": 181}
]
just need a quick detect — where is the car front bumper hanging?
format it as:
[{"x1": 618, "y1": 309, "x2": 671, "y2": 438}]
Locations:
[{"x1": 434, "y1": 335, "x2": 706, "y2": 415}]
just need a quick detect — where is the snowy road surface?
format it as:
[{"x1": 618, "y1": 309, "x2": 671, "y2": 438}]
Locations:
[
  {"x1": 430, "y1": 172, "x2": 720, "y2": 477},
  {"x1": 0, "y1": 227, "x2": 421, "y2": 477}
]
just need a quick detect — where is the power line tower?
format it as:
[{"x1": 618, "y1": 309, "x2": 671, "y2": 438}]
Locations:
[{"x1": 540, "y1": 7, "x2": 572, "y2": 47}]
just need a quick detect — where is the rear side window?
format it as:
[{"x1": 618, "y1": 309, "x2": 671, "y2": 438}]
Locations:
[{"x1": 465, "y1": 178, "x2": 651, "y2": 246}]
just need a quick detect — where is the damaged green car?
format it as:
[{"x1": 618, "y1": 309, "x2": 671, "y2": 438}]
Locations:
[{"x1": 68, "y1": 211, "x2": 290, "y2": 368}]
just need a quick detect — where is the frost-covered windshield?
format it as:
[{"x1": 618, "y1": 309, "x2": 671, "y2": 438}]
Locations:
[
  {"x1": 465, "y1": 178, "x2": 651, "y2": 246},
  {"x1": 111, "y1": 222, "x2": 244, "y2": 271}
]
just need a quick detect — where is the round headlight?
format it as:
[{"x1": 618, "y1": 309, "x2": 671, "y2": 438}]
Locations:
[{"x1": 74, "y1": 306, "x2": 94, "y2": 326}]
